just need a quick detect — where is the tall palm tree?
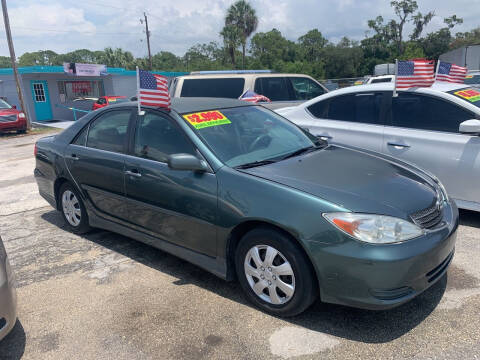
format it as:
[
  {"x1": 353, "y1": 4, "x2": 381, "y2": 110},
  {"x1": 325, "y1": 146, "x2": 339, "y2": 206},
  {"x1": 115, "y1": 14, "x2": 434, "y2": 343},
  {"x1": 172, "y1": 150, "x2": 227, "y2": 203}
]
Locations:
[
  {"x1": 225, "y1": 0, "x2": 258, "y2": 69},
  {"x1": 220, "y1": 25, "x2": 241, "y2": 67}
]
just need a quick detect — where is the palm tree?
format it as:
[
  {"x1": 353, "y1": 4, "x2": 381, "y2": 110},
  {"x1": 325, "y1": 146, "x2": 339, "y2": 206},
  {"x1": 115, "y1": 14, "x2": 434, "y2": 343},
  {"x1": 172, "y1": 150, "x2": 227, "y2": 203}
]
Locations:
[
  {"x1": 225, "y1": 0, "x2": 258, "y2": 69},
  {"x1": 220, "y1": 25, "x2": 241, "y2": 67}
]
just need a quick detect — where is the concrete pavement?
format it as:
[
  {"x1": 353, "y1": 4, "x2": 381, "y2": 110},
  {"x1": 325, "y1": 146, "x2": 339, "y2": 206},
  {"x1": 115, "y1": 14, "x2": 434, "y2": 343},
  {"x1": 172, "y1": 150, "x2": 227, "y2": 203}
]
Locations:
[{"x1": 0, "y1": 132, "x2": 479, "y2": 360}]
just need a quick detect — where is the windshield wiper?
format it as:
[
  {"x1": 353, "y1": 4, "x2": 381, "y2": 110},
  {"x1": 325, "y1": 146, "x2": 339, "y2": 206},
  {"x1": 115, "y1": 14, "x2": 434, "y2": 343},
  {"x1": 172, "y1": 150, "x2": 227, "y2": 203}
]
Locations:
[{"x1": 234, "y1": 159, "x2": 278, "y2": 169}]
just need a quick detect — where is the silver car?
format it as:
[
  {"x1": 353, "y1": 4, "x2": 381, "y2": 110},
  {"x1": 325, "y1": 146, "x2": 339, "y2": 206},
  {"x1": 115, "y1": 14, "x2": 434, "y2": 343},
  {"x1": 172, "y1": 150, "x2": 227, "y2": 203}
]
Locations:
[
  {"x1": 0, "y1": 236, "x2": 16, "y2": 341},
  {"x1": 277, "y1": 82, "x2": 480, "y2": 211}
]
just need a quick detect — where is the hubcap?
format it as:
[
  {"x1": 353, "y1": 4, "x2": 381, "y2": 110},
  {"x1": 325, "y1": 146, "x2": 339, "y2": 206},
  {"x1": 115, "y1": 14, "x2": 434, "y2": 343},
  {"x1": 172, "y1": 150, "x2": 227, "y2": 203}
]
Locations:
[
  {"x1": 62, "y1": 190, "x2": 81, "y2": 227},
  {"x1": 244, "y1": 245, "x2": 295, "y2": 305}
]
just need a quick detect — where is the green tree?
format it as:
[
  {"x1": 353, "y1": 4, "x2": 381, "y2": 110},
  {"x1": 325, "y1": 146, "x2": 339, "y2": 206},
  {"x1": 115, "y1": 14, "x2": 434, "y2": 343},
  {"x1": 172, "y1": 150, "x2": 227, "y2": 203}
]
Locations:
[
  {"x1": 224, "y1": 0, "x2": 258, "y2": 69},
  {"x1": 250, "y1": 29, "x2": 297, "y2": 69},
  {"x1": 151, "y1": 51, "x2": 183, "y2": 71},
  {"x1": 99, "y1": 47, "x2": 135, "y2": 69},
  {"x1": 220, "y1": 24, "x2": 241, "y2": 67},
  {"x1": 298, "y1": 29, "x2": 328, "y2": 62},
  {"x1": 0, "y1": 56, "x2": 11, "y2": 68},
  {"x1": 18, "y1": 50, "x2": 60, "y2": 66}
]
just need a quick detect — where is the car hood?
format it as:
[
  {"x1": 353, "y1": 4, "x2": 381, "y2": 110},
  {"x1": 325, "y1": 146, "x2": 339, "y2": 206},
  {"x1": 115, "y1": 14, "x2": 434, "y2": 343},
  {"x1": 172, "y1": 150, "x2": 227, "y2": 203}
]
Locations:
[{"x1": 239, "y1": 145, "x2": 437, "y2": 219}]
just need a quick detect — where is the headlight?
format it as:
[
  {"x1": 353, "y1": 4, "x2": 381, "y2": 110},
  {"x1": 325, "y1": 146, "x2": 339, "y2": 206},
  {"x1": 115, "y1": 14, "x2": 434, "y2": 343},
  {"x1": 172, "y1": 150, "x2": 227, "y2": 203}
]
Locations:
[
  {"x1": 18, "y1": 112, "x2": 25, "y2": 119},
  {"x1": 323, "y1": 212, "x2": 425, "y2": 244}
]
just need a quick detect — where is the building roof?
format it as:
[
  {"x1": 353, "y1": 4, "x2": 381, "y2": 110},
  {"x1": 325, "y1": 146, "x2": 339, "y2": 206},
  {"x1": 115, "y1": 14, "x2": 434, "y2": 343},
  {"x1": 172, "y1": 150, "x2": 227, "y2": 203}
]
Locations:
[{"x1": 0, "y1": 65, "x2": 187, "y2": 77}]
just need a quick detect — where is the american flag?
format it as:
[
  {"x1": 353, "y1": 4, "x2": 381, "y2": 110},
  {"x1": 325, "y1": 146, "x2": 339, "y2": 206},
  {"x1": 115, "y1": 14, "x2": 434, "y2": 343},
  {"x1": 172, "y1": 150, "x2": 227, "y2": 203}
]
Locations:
[
  {"x1": 396, "y1": 59, "x2": 435, "y2": 89},
  {"x1": 436, "y1": 61, "x2": 467, "y2": 84},
  {"x1": 138, "y1": 69, "x2": 170, "y2": 109},
  {"x1": 239, "y1": 90, "x2": 271, "y2": 103}
]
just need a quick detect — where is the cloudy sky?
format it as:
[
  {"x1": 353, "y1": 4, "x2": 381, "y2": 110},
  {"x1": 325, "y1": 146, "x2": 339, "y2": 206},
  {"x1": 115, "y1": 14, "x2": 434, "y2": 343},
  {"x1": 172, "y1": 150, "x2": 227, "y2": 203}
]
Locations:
[{"x1": 0, "y1": 0, "x2": 478, "y2": 58}]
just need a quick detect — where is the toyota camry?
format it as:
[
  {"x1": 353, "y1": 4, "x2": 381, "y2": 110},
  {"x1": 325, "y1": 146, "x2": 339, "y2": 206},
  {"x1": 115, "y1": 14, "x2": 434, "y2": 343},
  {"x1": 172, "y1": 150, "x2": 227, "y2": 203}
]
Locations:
[{"x1": 34, "y1": 98, "x2": 457, "y2": 316}]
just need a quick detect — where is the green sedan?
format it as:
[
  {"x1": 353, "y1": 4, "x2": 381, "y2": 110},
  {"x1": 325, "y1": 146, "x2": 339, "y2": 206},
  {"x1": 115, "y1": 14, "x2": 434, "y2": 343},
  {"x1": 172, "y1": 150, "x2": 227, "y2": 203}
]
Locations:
[{"x1": 34, "y1": 98, "x2": 457, "y2": 316}]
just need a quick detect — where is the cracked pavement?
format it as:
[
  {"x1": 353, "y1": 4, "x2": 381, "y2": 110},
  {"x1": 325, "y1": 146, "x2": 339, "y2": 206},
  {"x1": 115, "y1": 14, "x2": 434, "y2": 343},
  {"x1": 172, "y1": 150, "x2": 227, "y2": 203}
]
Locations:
[{"x1": 0, "y1": 131, "x2": 479, "y2": 359}]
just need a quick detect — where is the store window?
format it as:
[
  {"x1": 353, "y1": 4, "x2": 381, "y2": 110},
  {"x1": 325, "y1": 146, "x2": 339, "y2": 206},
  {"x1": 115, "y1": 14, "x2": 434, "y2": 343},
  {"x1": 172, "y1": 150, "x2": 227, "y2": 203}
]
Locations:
[{"x1": 57, "y1": 80, "x2": 104, "y2": 103}]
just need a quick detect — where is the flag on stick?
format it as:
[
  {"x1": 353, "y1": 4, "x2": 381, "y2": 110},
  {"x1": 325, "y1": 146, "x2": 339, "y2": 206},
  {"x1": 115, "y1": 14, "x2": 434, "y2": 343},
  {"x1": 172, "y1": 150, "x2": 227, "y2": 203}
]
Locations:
[
  {"x1": 395, "y1": 59, "x2": 435, "y2": 90},
  {"x1": 136, "y1": 67, "x2": 170, "y2": 113},
  {"x1": 239, "y1": 90, "x2": 271, "y2": 103},
  {"x1": 435, "y1": 61, "x2": 467, "y2": 84}
]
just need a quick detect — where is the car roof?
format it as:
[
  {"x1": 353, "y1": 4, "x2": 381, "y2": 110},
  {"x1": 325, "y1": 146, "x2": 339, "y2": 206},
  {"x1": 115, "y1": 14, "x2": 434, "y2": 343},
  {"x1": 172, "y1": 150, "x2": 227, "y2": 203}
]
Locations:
[
  {"x1": 176, "y1": 73, "x2": 317, "y2": 80},
  {"x1": 112, "y1": 97, "x2": 252, "y2": 114},
  {"x1": 322, "y1": 82, "x2": 470, "y2": 95}
]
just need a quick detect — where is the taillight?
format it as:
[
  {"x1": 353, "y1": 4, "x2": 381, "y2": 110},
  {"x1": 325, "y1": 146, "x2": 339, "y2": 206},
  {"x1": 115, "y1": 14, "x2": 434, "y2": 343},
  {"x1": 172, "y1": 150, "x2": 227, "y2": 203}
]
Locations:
[
  {"x1": 34, "y1": 143, "x2": 38, "y2": 157},
  {"x1": 18, "y1": 112, "x2": 25, "y2": 119}
]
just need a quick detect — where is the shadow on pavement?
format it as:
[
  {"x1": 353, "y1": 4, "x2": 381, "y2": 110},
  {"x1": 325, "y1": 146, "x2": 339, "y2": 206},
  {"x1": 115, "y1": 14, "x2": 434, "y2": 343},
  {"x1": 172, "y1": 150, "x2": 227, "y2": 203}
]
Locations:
[
  {"x1": 0, "y1": 320, "x2": 26, "y2": 359},
  {"x1": 41, "y1": 209, "x2": 447, "y2": 344},
  {"x1": 459, "y1": 209, "x2": 480, "y2": 228}
]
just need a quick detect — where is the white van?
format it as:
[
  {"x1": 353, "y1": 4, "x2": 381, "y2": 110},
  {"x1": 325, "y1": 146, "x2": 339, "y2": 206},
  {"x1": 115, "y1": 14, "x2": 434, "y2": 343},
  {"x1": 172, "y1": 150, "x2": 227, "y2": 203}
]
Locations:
[{"x1": 170, "y1": 71, "x2": 328, "y2": 109}]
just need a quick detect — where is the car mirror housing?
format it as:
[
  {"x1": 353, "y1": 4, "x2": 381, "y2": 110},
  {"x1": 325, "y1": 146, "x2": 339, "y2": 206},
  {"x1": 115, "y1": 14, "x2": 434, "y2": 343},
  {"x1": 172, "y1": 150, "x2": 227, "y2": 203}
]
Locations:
[
  {"x1": 167, "y1": 153, "x2": 208, "y2": 172},
  {"x1": 459, "y1": 119, "x2": 480, "y2": 135},
  {"x1": 11, "y1": 105, "x2": 16, "y2": 109}
]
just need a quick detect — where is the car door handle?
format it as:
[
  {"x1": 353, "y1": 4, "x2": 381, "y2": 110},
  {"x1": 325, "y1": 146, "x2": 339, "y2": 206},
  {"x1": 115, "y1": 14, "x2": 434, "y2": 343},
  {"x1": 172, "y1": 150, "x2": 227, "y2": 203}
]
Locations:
[
  {"x1": 387, "y1": 142, "x2": 410, "y2": 149},
  {"x1": 125, "y1": 170, "x2": 142, "y2": 177},
  {"x1": 67, "y1": 154, "x2": 79, "y2": 161}
]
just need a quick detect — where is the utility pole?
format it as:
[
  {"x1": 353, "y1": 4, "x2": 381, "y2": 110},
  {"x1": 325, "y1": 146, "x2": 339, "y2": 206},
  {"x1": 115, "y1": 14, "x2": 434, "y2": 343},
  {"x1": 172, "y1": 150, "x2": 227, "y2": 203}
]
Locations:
[
  {"x1": 2, "y1": 0, "x2": 30, "y2": 129},
  {"x1": 141, "y1": 12, "x2": 153, "y2": 70}
]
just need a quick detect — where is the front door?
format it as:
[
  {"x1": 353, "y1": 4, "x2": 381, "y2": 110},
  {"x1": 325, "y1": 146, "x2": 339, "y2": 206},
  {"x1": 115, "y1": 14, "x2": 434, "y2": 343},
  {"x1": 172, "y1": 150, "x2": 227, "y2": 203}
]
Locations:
[
  {"x1": 382, "y1": 92, "x2": 480, "y2": 205},
  {"x1": 124, "y1": 110, "x2": 218, "y2": 257},
  {"x1": 31, "y1": 80, "x2": 52, "y2": 121}
]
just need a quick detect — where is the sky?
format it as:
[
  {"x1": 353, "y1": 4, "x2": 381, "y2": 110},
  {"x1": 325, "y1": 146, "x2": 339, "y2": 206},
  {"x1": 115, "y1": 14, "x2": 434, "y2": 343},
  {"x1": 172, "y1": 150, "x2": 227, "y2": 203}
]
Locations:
[{"x1": 0, "y1": 0, "x2": 479, "y2": 58}]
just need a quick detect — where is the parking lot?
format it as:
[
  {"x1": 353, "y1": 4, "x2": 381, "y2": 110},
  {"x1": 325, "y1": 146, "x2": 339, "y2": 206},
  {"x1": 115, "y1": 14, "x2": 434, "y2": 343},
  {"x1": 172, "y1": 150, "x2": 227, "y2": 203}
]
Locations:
[{"x1": 0, "y1": 131, "x2": 479, "y2": 360}]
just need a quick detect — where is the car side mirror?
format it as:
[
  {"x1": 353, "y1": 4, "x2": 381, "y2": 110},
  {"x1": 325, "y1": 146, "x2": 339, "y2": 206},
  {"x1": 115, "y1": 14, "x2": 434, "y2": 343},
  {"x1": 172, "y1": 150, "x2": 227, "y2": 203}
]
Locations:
[
  {"x1": 459, "y1": 119, "x2": 480, "y2": 135},
  {"x1": 167, "y1": 153, "x2": 208, "y2": 172},
  {"x1": 11, "y1": 105, "x2": 16, "y2": 109}
]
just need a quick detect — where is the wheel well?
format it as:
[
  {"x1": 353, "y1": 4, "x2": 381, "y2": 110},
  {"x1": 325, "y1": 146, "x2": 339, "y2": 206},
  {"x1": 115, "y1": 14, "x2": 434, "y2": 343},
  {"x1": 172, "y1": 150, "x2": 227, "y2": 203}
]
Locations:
[
  {"x1": 54, "y1": 177, "x2": 69, "y2": 210},
  {"x1": 226, "y1": 220, "x2": 319, "y2": 286}
]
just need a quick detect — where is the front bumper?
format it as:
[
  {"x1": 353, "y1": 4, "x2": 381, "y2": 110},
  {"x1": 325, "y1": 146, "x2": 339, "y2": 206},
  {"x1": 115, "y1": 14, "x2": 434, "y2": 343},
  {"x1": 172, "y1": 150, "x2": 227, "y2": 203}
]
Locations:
[
  {"x1": 315, "y1": 201, "x2": 458, "y2": 310},
  {"x1": 0, "y1": 256, "x2": 17, "y2": 341}
]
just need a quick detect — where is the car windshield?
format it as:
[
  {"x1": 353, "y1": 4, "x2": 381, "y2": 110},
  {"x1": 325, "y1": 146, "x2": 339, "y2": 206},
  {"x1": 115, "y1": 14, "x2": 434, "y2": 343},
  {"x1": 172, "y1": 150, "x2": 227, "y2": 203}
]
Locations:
[
  {"x1": 448, "y1": 87, "x2": 480, "y2": 109},
  {"x1": 179, "y1": 106, "x2": 318, "y2": 167},
  {"x1": 0, "y1": 99, "x2": 12, "y2": 109},
  {"x1": 464, "y1": 74, "x2": 480, "y2": 85}
]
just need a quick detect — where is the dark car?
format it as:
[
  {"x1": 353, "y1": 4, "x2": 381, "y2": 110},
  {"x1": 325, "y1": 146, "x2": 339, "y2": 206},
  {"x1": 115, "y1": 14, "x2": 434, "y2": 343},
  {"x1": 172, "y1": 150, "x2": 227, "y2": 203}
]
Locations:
[
  {"x1": 34, "y1": 98, "x2": 457, "y2": 316},
  {"x1": 0, "y1": 99, "x2": 27, "y2": 134}
]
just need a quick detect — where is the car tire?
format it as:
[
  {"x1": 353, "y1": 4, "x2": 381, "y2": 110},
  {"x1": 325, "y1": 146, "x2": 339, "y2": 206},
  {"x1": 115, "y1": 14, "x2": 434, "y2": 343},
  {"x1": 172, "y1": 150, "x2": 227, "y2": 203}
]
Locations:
[
  {"x1": 235, "y1": 227, "x2": 318, "y2": 317},
  {"x1": 59, "y1": 182, "x2": 91, "y2": 234},
  {"x1": 16, "y1": 129, "x2": 26, "y2": 134}
]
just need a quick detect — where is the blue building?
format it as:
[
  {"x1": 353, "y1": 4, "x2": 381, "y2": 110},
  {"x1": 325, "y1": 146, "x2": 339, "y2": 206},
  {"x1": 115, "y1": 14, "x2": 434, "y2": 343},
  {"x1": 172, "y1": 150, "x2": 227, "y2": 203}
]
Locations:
[{"x1": 0, "y1": 66, "x2": 186, "y2": 122}]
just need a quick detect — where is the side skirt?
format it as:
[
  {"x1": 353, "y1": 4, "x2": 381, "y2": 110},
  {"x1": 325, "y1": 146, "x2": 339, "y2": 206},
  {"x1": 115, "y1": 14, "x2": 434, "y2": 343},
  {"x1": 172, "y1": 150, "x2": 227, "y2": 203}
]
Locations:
[{"x1": 88, "y1": 211, "x2": 229, "y2": 280}]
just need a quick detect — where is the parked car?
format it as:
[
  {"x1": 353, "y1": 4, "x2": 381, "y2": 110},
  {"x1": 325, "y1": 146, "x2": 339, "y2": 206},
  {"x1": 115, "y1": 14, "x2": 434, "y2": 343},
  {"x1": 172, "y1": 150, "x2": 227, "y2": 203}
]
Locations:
[
  {"x1": 0, "y1": 236, "x2": 16, "y2": 341},
  {"x1": 92, "y1": 96, "x2": 128, "y2": 111},
  {"x1": 170, "y1": 71, "x2": 328, "y2": 109},
  {"x1": 277, "y1": 82, "x2": 480, "y2": 212},
  {"x1": 0, "y1": 99, "x2": 27, "y2": 134},
  {"x1": 365, "y1": 75, "x2": 395, "y2": 84},
  {"x1": 34, "y1": 98, "x2": 457, "y2": 316}
]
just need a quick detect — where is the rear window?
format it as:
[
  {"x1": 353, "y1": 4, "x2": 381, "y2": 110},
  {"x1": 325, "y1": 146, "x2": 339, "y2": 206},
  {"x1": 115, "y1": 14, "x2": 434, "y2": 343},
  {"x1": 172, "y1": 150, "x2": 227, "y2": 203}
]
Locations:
[
  {"x1": 254, "y1": 77, "x2": 292, "y2": 101},
  {"x1": 180, "y1": 78, "x2": 245, "y2": 98},
  {"x1": 447, "y1": 87, "x2": 480, "y2": 108}
]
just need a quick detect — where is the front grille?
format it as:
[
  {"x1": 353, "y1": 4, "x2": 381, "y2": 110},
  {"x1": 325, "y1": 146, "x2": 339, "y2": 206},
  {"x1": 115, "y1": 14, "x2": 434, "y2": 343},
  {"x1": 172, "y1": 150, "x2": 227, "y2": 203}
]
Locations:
[
  {"x1": 0, "y1": 114, "x2": 17, "y2": 123},
  {"x1": 411, "y1": 202, "x2": 443, "y2": 229}
]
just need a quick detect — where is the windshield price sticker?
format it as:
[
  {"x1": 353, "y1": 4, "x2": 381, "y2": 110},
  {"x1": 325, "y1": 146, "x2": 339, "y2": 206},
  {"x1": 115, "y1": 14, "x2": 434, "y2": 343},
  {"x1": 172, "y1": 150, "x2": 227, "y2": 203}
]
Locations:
[
  {"x1": 183, "y1": 110, "x2": 231, "y2": 129},
  {"x1": 454, "y1": 89, "x2": 480, "y2": 102}
]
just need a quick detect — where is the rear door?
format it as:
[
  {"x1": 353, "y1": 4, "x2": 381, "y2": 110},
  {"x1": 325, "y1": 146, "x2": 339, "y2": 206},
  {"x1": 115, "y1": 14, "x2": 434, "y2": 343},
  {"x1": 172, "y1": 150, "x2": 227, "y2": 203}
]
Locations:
[
  {"x1": 382, "y1": 92, "x2": 480, "y2": 204},
  {"x1": 305, "y1": 92, "x2": 387, "y2": 152},
  {"x1": 124, "y1": 110, "x2": 218, "y2": 256},
  {"x1": 65, "y1": 108, "x2": 134, "y2": 220}
]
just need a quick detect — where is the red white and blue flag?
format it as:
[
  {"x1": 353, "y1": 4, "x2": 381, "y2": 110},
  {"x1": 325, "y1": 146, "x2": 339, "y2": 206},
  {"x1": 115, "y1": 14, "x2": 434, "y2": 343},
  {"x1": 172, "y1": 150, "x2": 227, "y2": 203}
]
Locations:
[
  {"x1": 239, "y1": 90, "x2": 271, "y2": 103},
  {"x1": 137, "y1": 68, "x2": 170, "y2": 110},
  {"x1": 435, "y1": 61, "x2": 467, "y2": 84},
  {"x1": 395, "y1": 59, "x2": 435, "y2": 89}
]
